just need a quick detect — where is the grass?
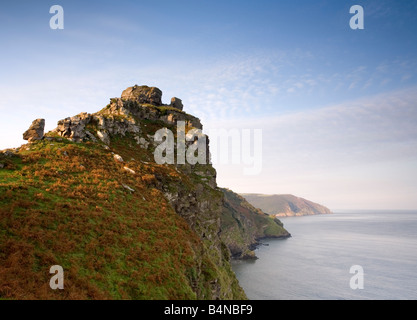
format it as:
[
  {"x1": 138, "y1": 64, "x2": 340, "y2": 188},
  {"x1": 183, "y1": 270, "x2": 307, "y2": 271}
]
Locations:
[
  {"x1": 0, "y1": 99, "x2": 252, "y2": 300},
  {"x1": 0, "y1": 127, "x2": 247, "y2": 300},
  {"x1": 0, "y1": 138, "x2": 206, "y2": 299}
]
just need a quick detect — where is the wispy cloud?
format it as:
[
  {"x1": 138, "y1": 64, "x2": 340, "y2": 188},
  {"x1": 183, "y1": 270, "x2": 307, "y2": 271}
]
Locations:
[
  {"x1": 2, "y1": 49, "x2": 416, "y2": 150},
  {"x1": 211, "y1": 85, "x2": 417, "y2": 165},
  {"x1": 163, "y1": 53, "x2": 417, "y2": 123}
]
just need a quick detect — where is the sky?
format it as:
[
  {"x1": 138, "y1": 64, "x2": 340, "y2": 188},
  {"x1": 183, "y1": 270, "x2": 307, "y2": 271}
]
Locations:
[{"x1": 1, "y1": 0, "x2": 417, "y2": 210}]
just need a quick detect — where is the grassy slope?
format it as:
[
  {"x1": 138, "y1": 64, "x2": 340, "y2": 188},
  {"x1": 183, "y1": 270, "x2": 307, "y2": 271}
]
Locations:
[{"x1": 0, "y1": 135, "x2": 245, "y2": 299}]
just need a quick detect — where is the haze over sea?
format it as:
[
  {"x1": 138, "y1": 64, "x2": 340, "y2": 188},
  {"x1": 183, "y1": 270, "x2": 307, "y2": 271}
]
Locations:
[{"x1": 232, "y1": 211, "x2": 417, "y2": 300}]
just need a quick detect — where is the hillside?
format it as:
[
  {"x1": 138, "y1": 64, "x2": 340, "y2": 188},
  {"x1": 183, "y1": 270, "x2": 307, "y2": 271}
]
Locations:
[
  {"x1": 240, "y1": 194, "x2": 332, "y2": 217},
  {"x1": 220, "y1": 189, "x2": 291, "y2": 259},
  {"x1": 0, "y1": 85, "x2": 246, "y2": 300}
]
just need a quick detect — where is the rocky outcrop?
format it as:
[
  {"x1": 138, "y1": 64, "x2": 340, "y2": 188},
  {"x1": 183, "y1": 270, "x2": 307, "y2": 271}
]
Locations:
[
  {"x1": 52, "y1": 110, "x2": 140, "y2": 145},
  {"x1": 170, "y1": 97, "x2": 184, "y2": 111},
  {"x1": 121, "y1": 85, "x2": 163, "y2": 106},
  {"x1": 50, "y1": 87, "x2": 200, "y2": 145},
  {"x1": 241, "y1": 193, "x2": 332, "y2": 217},
  {"x1": 34, "y1": 85, "x2": 246, "y2": 300},
  {"x1": 54, "y1": 112, "x2": 95, "y2": 143},
  {"x1": 23, "y1": 119, "x2": 45, "y2": 142}
]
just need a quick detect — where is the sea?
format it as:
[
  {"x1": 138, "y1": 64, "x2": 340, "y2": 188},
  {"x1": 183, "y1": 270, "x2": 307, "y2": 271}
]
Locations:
[{"x1": 231, "y1": 210, "x2": 417, "y2": 300}]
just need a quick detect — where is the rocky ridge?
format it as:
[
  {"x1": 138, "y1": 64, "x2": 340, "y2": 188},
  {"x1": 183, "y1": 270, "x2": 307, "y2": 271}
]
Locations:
[
  {"x1": 50, "y1": 86, "x2": 200, "y2": 145},
  {"x1": 1, "y1": 85, "x2": 246, "y2": 299},
  {"x1": 2, "y1": 85, "x2": 293, "y2": 299}
]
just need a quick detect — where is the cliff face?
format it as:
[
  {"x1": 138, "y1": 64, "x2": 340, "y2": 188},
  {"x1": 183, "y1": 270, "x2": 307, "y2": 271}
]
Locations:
[
  {"x1": 220, "y1": 189, "x2": 290, "y2": 260},
  {"x1": 0, "y1": 85, "x2": 245, "y2": 300},
  {"x1": 240, "y1": 194, "x2": 332, "y2": 217}
]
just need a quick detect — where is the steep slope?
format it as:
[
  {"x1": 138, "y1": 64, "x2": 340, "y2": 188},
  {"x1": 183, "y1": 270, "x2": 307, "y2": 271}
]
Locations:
[
  {"x1": 240, "y1": 194, "x2": 332, "y2": 217},
  {"x1": 0, "y1": 85, "x2": 246, "y2": 300},
  {"x1": 220, "y1": 189, "x2": 290, "y2": 259}
]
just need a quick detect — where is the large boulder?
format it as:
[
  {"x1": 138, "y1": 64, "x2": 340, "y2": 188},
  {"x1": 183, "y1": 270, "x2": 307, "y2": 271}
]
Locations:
[
  {"x1": 121, "y1": 85, "x2": 163, "y2": 106},
  {"x1": 23, "y1": 119, "x2": 45, "y2": 142},
  {"x1": 170, "y1": 97, "x2": 183, "y2": 111},
  {"x1": 55, "y1": 112, "x2": 92, "y2": 142}
]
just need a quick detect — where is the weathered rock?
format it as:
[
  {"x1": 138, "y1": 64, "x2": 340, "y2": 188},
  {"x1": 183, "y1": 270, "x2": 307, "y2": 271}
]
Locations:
[
  {"x1": 68, "y1": 112, "x2": 91, "y2": 142},
  {"x1": 55, "y1": 118, "x2": 70, "y2": 137},
  {"x1": 113, "y1": 154, "x2": 124, "y2": 162},
  {"x1": 55, "y1": 113, "x2": 91, "y2": 142},
  {"x1": 122, "y1": 183, "x2": 135, "y2": 192},
  {"x1": 121, "y1": 85, "x2": 163, "y2": 106},
  {"x1": 123, "y1": 166, "x2": 135, "y2": 174},
  {"x1": 104, "y1": 98, "x2": 131, "y2": 117},
  {"x1": 93, "y1": 114, "x2": 140, "y2": 137},
  {"x1": 50, "y1": 88, "x2": 201, "y2": 145},
  {"x1": 97, "y1": 130, "x2": 110, "y2": 145},
  {"x1": 170, "y1": 97, "x2": 183, "y2": 111},
  {"x1": 84, "y1": 130, "x2": 97, "y2": 142},
  {"x1": 23, "y1": 119, "x2": 45, "y2": 142},
  {"x1": 135, "y1": 136, "x2": 149, "y2": 149},
  {"x1": 1, "y1": 149, "x2": 16, "y2": 157},
  {"x1": 53, "y1": 106, "x2": 141, "y2": 145}
]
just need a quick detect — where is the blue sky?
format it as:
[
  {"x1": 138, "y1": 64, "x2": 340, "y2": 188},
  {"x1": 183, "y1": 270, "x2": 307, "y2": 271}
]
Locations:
[{"x1": 1, "y1": 0, "x2": 417, "y2": 209}]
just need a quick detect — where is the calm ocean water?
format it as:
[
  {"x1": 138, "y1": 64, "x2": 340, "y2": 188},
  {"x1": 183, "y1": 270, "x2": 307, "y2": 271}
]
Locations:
[{"x1": 231, "y1": 211, "x2": 417, "y2": 300}]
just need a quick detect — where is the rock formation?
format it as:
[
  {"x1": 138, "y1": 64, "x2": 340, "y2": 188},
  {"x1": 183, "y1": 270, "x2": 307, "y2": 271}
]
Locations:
[
  {"x1": 170, "y1": 97, "x2": 184, "y2": 111},
  {"x1": 15, "y1": 85, "x2": 244, "y2": 299},
  {"x1": 51, "y1": 86, "x2": 200, "y2": 145},
  {"x1": 121, "y1": 85, "x2": 163, "y2": 106},
  {"x1": 9, "y1": 85, "x2": 293, "y2": 300},
  {"x1": 23, "y1": 118, "x2": 45, "y2": 142}
]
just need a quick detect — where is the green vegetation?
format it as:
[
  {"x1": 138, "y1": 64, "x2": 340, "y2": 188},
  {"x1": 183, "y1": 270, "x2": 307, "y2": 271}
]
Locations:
[
  {"x1": 0, "y1": 131, "x2": 245, "y2": 299},
  {"x1": 157, "y1": 106, "x2": 186, "y2": 115},
  {"x1": 0, "y1": 88, "x2": 255, "y2": 300},
  {"x1": 1, "y1": 140, "x2": 194, "y2": 299}
]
